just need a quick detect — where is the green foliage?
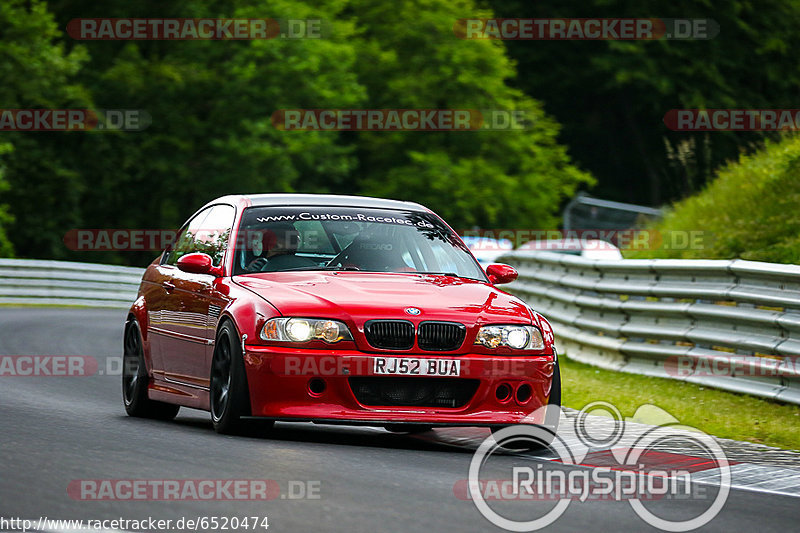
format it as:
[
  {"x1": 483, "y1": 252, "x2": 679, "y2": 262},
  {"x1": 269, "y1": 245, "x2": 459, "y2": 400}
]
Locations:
[
  {"x1": 0, "y1": 0, "x2": 88, "y2": 258},
  {"x1": 491, "y1": 0, "x2": 800, "y2": 206},
  {"x1": 348, "y1": 0, "x2": 592, "y2": 229},
  {"x1": 4, "y1": 0, "x2": 800, "y2": 265},
  {"x1": 0, "y1": 0, "x2": 88, "y2": 106},
  {"x1": 2, "y1": 0, "x2": 591, "y2": 265},
  {"x1": 6, "y1": 0, "x2": 368, "y2": 264},
  {"x1": 631, "y1": 135, "x2": 800, "y2": 263},
  {"x1": 0, "y1": 143, "x2": 15, "y2": 257}
]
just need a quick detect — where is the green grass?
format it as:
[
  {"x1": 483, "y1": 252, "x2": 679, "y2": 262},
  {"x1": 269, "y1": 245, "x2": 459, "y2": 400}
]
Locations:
[
  {"x1": 628, "y1": 134, "x2": 800, "y2": 263},
  {"x1": 560, "y1": 356, "x2": 800, "y2": 451}
]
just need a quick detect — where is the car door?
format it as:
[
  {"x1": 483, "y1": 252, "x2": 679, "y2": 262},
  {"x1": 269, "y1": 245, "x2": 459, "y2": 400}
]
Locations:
[
  {"x1": 147, "y1": 210, "x2": 213, "y2": 380},
  {"x1": 153, "y1": 206, "x2": 221, "y2": 389},
  {"x1": 193, "y1": 204, "x2": 236, "y2": 375}
]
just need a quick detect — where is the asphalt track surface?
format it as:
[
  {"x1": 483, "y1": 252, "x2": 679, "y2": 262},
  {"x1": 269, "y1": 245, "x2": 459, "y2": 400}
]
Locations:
[{"x1": 0, "y1": 307, "x2": 797, "y2": 532}]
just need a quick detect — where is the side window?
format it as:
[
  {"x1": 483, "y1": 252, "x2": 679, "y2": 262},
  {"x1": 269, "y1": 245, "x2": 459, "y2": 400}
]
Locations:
[
  {"x1": 164, "y1": 208, "x2": 212, "y2": 266},
  {"x1": 194, "y1": 205, "x2": 235, "y2": 266}
]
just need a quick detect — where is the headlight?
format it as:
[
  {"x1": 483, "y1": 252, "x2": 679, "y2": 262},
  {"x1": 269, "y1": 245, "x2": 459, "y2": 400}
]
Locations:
[
  {"x1": 261, "y1": 317, "x2": 353, "y2": 343},
  {"x1": 286, "y1": 319, "x2": 313, "y2": 341},
  {"x1": 475, "y1": 325, "x2": 545, "y2": 350}
]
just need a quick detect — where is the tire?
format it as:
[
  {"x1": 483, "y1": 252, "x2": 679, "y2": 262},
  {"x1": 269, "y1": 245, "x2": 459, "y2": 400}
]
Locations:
[
  {"x1": 210, "y1": 321, "x2": 273, "y2": 435},
  {"x1": 491, "y1": 361, "x2": 561, "y2": 451},
  {"x1": 122, "y1": 319, "x2": 180, "y2": 420}
]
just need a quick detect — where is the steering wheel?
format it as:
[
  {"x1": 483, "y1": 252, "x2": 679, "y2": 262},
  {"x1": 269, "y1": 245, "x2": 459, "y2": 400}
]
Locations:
[{"x1": 247, "y1": 257, "x2": 269, "y2": 272}]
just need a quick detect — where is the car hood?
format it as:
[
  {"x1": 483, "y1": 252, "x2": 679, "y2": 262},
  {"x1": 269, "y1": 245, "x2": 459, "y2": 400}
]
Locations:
[{"x1": 233, "y1": 271, "x2": 533, "y2": 326}]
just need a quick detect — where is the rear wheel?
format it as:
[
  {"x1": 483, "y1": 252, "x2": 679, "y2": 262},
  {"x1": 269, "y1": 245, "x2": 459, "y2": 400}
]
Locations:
[
  {"x1": 210, "y1": 321, "x2": 273, "y2": 435},
  {"x1": 122, "y1": 320, "x2": 180, "y2": 420},
  {"x1": 491, "y1": 361, "x2": 561, "y2": 451}
]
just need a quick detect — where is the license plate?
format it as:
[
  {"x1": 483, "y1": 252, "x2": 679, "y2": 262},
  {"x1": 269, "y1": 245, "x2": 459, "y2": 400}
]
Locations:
[{"x1": 373, "y1": 357, "x2": 461, "y2": 376}]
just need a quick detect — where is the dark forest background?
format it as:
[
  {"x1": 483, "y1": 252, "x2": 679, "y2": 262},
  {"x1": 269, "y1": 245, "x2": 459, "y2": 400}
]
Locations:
[{"x1": 1, "y1": 0, "x2": 796, "y2": 265}]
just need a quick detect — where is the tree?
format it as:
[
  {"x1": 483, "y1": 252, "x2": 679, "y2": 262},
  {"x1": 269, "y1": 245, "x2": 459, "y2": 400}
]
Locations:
[
  {"x1": 0, "y1": 0, "x2": 88, "y2": 258},
  {"x1": 0, "y1": 149, "x2": 14, "y2": 257},
  {"x1": 347, "y1": 0, "x2": 593, "y2": 229},
  {"x1": 490, "y1": 0, "x2": 800, "y2": 206},
  {"x1": 4, "y1": 0, "x2": 591, "y2": 265},
  {"x1": 19, "y1": 0, "x2": 365, "y2": 264}
]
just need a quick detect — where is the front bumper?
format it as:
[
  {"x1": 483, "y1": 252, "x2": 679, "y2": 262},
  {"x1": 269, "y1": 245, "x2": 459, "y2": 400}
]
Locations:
[{"x1": 242, "y1": 346, "x2": 556, "y2": 426}]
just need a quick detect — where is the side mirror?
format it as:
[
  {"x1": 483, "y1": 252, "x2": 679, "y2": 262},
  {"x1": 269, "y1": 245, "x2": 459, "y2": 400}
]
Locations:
[
  {"x1": 486, "y1": 263, "x2": 518, "y2": 285},
  {"x1": 177, "y1": 252, "x2": 218, "y2": 275}
]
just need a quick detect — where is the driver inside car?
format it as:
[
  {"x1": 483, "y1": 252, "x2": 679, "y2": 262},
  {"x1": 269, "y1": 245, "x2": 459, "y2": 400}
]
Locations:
[{"x1": 245, "y1": 224, "x2": 318, "y2": 272}]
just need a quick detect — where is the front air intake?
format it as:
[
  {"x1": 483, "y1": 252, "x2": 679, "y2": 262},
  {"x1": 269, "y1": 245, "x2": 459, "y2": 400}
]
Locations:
[
  {"x1": 417, "y1": 321, "x2": 466, "y2": 351},
  {"x1": 349, "y1": 377, "x2": 479, "y2": 408},
  {"x1": 364, "y1": 320, "x2": 415, "y2": 350}
]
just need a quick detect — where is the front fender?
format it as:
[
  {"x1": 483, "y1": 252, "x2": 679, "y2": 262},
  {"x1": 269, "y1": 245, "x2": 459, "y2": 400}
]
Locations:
[
  {"x1": 216, "y1": 282, "x2": 280, "y2": 346},
  {"x1": 128, "y1": 295, "x2": 148, "y2": 341},
  {"x1": 127, "y1": 295, "x2": 157, "y2": 376}
]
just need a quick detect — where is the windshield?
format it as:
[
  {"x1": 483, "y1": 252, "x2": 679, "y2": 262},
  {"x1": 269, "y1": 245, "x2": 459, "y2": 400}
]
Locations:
[{"x1": 232, "y1": 206, "x2": 486, "y2": 280}]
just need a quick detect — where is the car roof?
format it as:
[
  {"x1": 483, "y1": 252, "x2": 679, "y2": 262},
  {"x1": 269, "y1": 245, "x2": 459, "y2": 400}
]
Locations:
[{"x1": 210, "y1": 193, "x2": 430, "y2": 212}]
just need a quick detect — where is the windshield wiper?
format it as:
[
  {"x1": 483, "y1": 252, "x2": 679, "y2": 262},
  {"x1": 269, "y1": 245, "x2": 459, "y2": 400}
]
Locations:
[
  {"x1": 273, "y1": 267, "x2": 476, "y2": 279},
  {"x1": 414, "y1": 271, "x2": 486, "y2": 281},
  {"x1": 278, "y1": 265, "x2": 362, "y2": 272}
]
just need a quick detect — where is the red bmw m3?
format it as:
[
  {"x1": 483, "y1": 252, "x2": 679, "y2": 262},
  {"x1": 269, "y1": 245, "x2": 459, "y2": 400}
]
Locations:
[{"x1": 123, "y1": 194, "x2": 560, "y2": 437}]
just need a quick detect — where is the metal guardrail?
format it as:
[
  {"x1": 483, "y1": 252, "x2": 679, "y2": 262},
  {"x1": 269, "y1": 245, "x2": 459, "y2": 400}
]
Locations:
[
  {"x1": 4, "y1": 255, "x2": 800, "y2": 404},
  {"x1": 562, "y1": 193, "x2": 662, "y2": 231},
  {"x1": 0, "y1": 258, "x2": 143, "y2": 308},
  {"x1": 500, "y1": 250, "x2": 800, "y2": 405}
]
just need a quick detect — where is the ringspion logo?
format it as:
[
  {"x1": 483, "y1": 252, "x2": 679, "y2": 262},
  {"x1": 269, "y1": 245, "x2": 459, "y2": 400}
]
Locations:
[{"x1": 464, "y1": 402, "x2": 732, "y2": 531}]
